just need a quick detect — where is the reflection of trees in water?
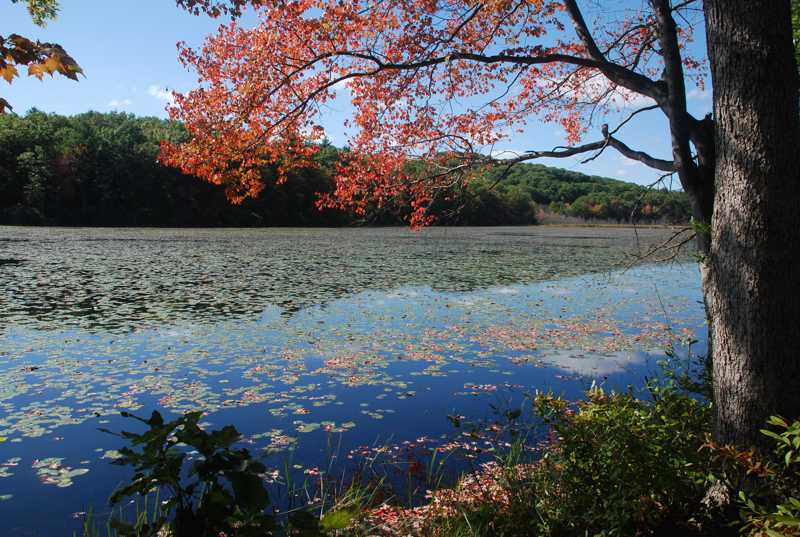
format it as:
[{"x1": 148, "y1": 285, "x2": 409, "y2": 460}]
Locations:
[{"x1": 0, "y1": 227, "x2": 693, "y2": 332}]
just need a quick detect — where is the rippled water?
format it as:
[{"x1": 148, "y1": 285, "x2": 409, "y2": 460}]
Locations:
[
  {"x1": 0, "y1": 226, "x2": 704, "y2": 536},
  {"x1": 1, "y1": 226, "x2": 690, "y2": 331}
]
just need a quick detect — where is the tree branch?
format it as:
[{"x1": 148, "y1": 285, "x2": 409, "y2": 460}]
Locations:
[
  {"x1": 488, "y1": 127, "x2": 675, "y2": 172},
  {"x1": 337, "y1": 49, "x2": 600, "y2": 71},
  {"x1": 562, "y1": 0, "x2": 666, "y2": 103},
  {"x1": 622, "y1": 226, "x2": 696, "y2": 269},
  {"x1": 601, "y1": 125, "x2": 676, "y2": 172},
  {"x1": 650, "y1": 0, "x2": 694, "y2": 170}
]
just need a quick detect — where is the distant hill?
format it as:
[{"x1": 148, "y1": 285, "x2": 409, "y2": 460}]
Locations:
[
  {"x1": 481, "y1": 162, "x2": 690, "y2": 224},
  {"x1": 0, "y1": 110, "x2": 690, "y2": 227}
]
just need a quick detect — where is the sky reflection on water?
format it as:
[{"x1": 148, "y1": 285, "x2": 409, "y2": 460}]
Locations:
[{"x1": 0, "y1": 226, "x2": 704, "y2": 536}]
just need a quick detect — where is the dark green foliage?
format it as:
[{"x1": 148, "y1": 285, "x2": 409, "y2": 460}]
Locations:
[
  {"x1": 344, "y1": 382, "x2": 718, "y2": 537},
  {"x1": 485, "y1": 163, "x2": 691, "y2": 224},
  {"x1": 793, "y1": 0, "x2": 800, "y2": 66},
  {"x1": 426, "y1": 176, "x2": 539, "y2": 225},
  {"x1": 101, "y1": 410, "x2": 273, "y2": 537},
  {"x1": 0, "y1": 110, "x2": 348, "y2": 227},
  {"x1": 340, "y1": 371, "x2": 794, "y2": 537},
  {"x1": 94, "y1": 401, "x2": 800, "y2": 537},
  {"x1": 0, "y1": 110, "x2": 690, "y2": 227}
]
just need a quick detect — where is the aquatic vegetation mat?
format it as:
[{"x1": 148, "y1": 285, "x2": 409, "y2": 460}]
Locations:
[{"x1": 0, "y1": 226, "x2": 704, "y2": 536}]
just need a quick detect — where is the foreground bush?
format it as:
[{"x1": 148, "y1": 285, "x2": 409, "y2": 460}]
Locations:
[
  {"x1": 101, "y1": 411, "x2": 274, "y2": 537},
  {"x1": 350, "y1": 385, "x2": 800, "y2": 537},
  {"x1": 351, "y1": 383, "x2": 714, "y2": 536},
  {"x1": 89, "y1": 384, "x2": 800, "y2": 537},
  {"x1": 530, "y1": 384, "x2": 712, "y2": 535},
  {"x1": 724, "y1": 416, "x2": 800, "y2": 536}
]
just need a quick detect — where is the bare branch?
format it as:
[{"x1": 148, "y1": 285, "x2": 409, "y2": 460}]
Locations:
[
  {"x1": 562, "y1": 0, "x2": 666, "y2": 103},
  {"x1": 481, "y1": 126, "x2": 675, "y2": 172},
  {"x1": 622, "y1": 226, "x2": 696, "y2": 270},
  {"x1": 607, "y1": 104, "x2": 660, "y2": 137},
  {"x1": 337, "y1": 49, "x2": 600, "y2": 71},
  {"x1": 601, "y1": 125, "x2": 676, "y2": 171}
]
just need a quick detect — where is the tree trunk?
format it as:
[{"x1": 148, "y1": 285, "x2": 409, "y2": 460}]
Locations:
[{"x1": 703, "y1": 0, "x2": 800, "y2": 448}]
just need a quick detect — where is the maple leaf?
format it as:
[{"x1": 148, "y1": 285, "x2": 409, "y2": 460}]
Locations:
[
  {"x1": 0, "y1": 64, "x2": 19, "y2": 84},
  {"x1": 28, "y1": 62, "x2": 46, "y2": 79},
  {"x1": 2, "y1": 2, "x2": 82, "y2": 111}
]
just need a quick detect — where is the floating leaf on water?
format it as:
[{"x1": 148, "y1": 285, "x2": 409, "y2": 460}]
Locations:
[
  {"x1": 32, "y1": 457, "x2": 89, "y2": 488},
  {"x1": 294, "y1": 422, "x2": 321, "y2": 434}
]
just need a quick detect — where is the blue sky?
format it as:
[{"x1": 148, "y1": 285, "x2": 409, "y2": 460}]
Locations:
[{"x1": 3, "y1": 1, "x2": 712, "y2": 186}]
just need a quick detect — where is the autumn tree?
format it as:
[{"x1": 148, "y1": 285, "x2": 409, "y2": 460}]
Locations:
[
  {"x1": 163, "y1": 0, "x2": 800, "y2": 448},
  {"x1": 1, "y1": 0, "x2": 82, "y2": 113}
]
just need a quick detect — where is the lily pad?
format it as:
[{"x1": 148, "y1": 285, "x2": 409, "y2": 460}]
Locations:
[{"x1": 294, "y1": 421, "x2": 321, "y2": 434}]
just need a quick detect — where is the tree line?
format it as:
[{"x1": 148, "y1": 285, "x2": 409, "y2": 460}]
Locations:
[{"x1": 0, "y1": 110, "x2": 691, "y2": 227}]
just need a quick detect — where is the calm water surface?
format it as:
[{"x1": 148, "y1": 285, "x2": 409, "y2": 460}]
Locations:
[{"x1": 0, "y1": 226, "x2": 705, "y2": 536}]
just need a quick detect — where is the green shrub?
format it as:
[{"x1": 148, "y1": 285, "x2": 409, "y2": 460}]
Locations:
[
  {"x1": 101, "y1": 410, "x2": 274, "y2": 537},
  {"x1": 93, "y1": 396, "x2": 800, "y2": 537},
  {"x1": 349, "y1": 383, "x2": 715, "y2": 537},
  {"x1": 530, "y1": 383, "x2": 712, "y2": 536},
  {"x1": 737, "y1": 416, "x2": 800, "y2": 536}
]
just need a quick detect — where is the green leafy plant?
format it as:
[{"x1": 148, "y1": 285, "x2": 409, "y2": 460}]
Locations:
[
  {"x1": 655, "y1": 335, "x2": 712, "y2": 401},
  {"x1": 346, "y1": 382, "x2": 716, "y2": 537},
  {"x1": 529, "y1": 383, "x2": 713, "y2": 536},
  {"x1": 737, "y1": 416, "x2": 800, "y2": 536},
  {"x1": 102, "y1": 410, "x2": 273, "y2": 537}
]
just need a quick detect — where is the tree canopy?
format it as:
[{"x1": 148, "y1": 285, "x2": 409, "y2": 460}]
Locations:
[
  {"x1": 0, "y1": 109, "x2": 689, "y2": 227},
  {"x1": 162, "y1": 0, "x2": 707, "y2": 228}
]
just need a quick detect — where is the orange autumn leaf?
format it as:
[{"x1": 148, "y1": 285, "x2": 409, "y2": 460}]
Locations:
[{"x1": 1, "y1": 30, "x2": 82, "y2": 112}]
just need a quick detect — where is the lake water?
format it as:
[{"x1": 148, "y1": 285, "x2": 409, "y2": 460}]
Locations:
[{"x1": 0, "y1": 226, "x2": 705, "y2": 536}]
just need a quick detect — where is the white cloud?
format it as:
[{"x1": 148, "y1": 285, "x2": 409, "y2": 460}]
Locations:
[
  {"x1": 108, "y1": 98, "x2": 133, "y2": 109},
  {"x1": 489, "y1": 149, "x2": 527, "y2": 160},
  {"x1": 147, "y1": 84, "x2": 175, "y2": 104},
  {"x1": 534, "y1": 74, "x2": 655, "y2": 110},
  {"x1": 687, "y1": 87, "x2": 710, "y2": 100},
  {"x1": 584, "y1": 77, "x2": 655, "y2": 109},
  {"x1": 544, "y1": 349, "x2": 646, "y2": 377}
]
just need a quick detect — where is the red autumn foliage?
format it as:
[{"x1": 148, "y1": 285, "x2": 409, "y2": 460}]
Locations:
[{"x1": 163, "y1": 1, "x2": 704, "y2": 227}]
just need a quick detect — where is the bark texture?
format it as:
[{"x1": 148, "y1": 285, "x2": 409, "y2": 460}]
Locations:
[{"x1": 703, "y1": 0, "x2": 800, "y2": 447}]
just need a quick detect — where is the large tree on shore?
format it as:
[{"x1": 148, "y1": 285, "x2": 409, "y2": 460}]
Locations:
[
  {"x1": 703, "y1": 1, "x2": 800, "y2": 447},
  {"x1": 163, "y1": 0, "x2": 800, "y2": 448}
]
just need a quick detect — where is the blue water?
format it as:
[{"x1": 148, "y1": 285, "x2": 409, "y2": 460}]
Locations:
[{"x1": 0, "y1": 227, "x2": 705, "y2": 536}]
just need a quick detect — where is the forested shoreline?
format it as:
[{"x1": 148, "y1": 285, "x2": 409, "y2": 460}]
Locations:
[{"x1": 0, "y1": 110, "x2": 691, "y2": 227}]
